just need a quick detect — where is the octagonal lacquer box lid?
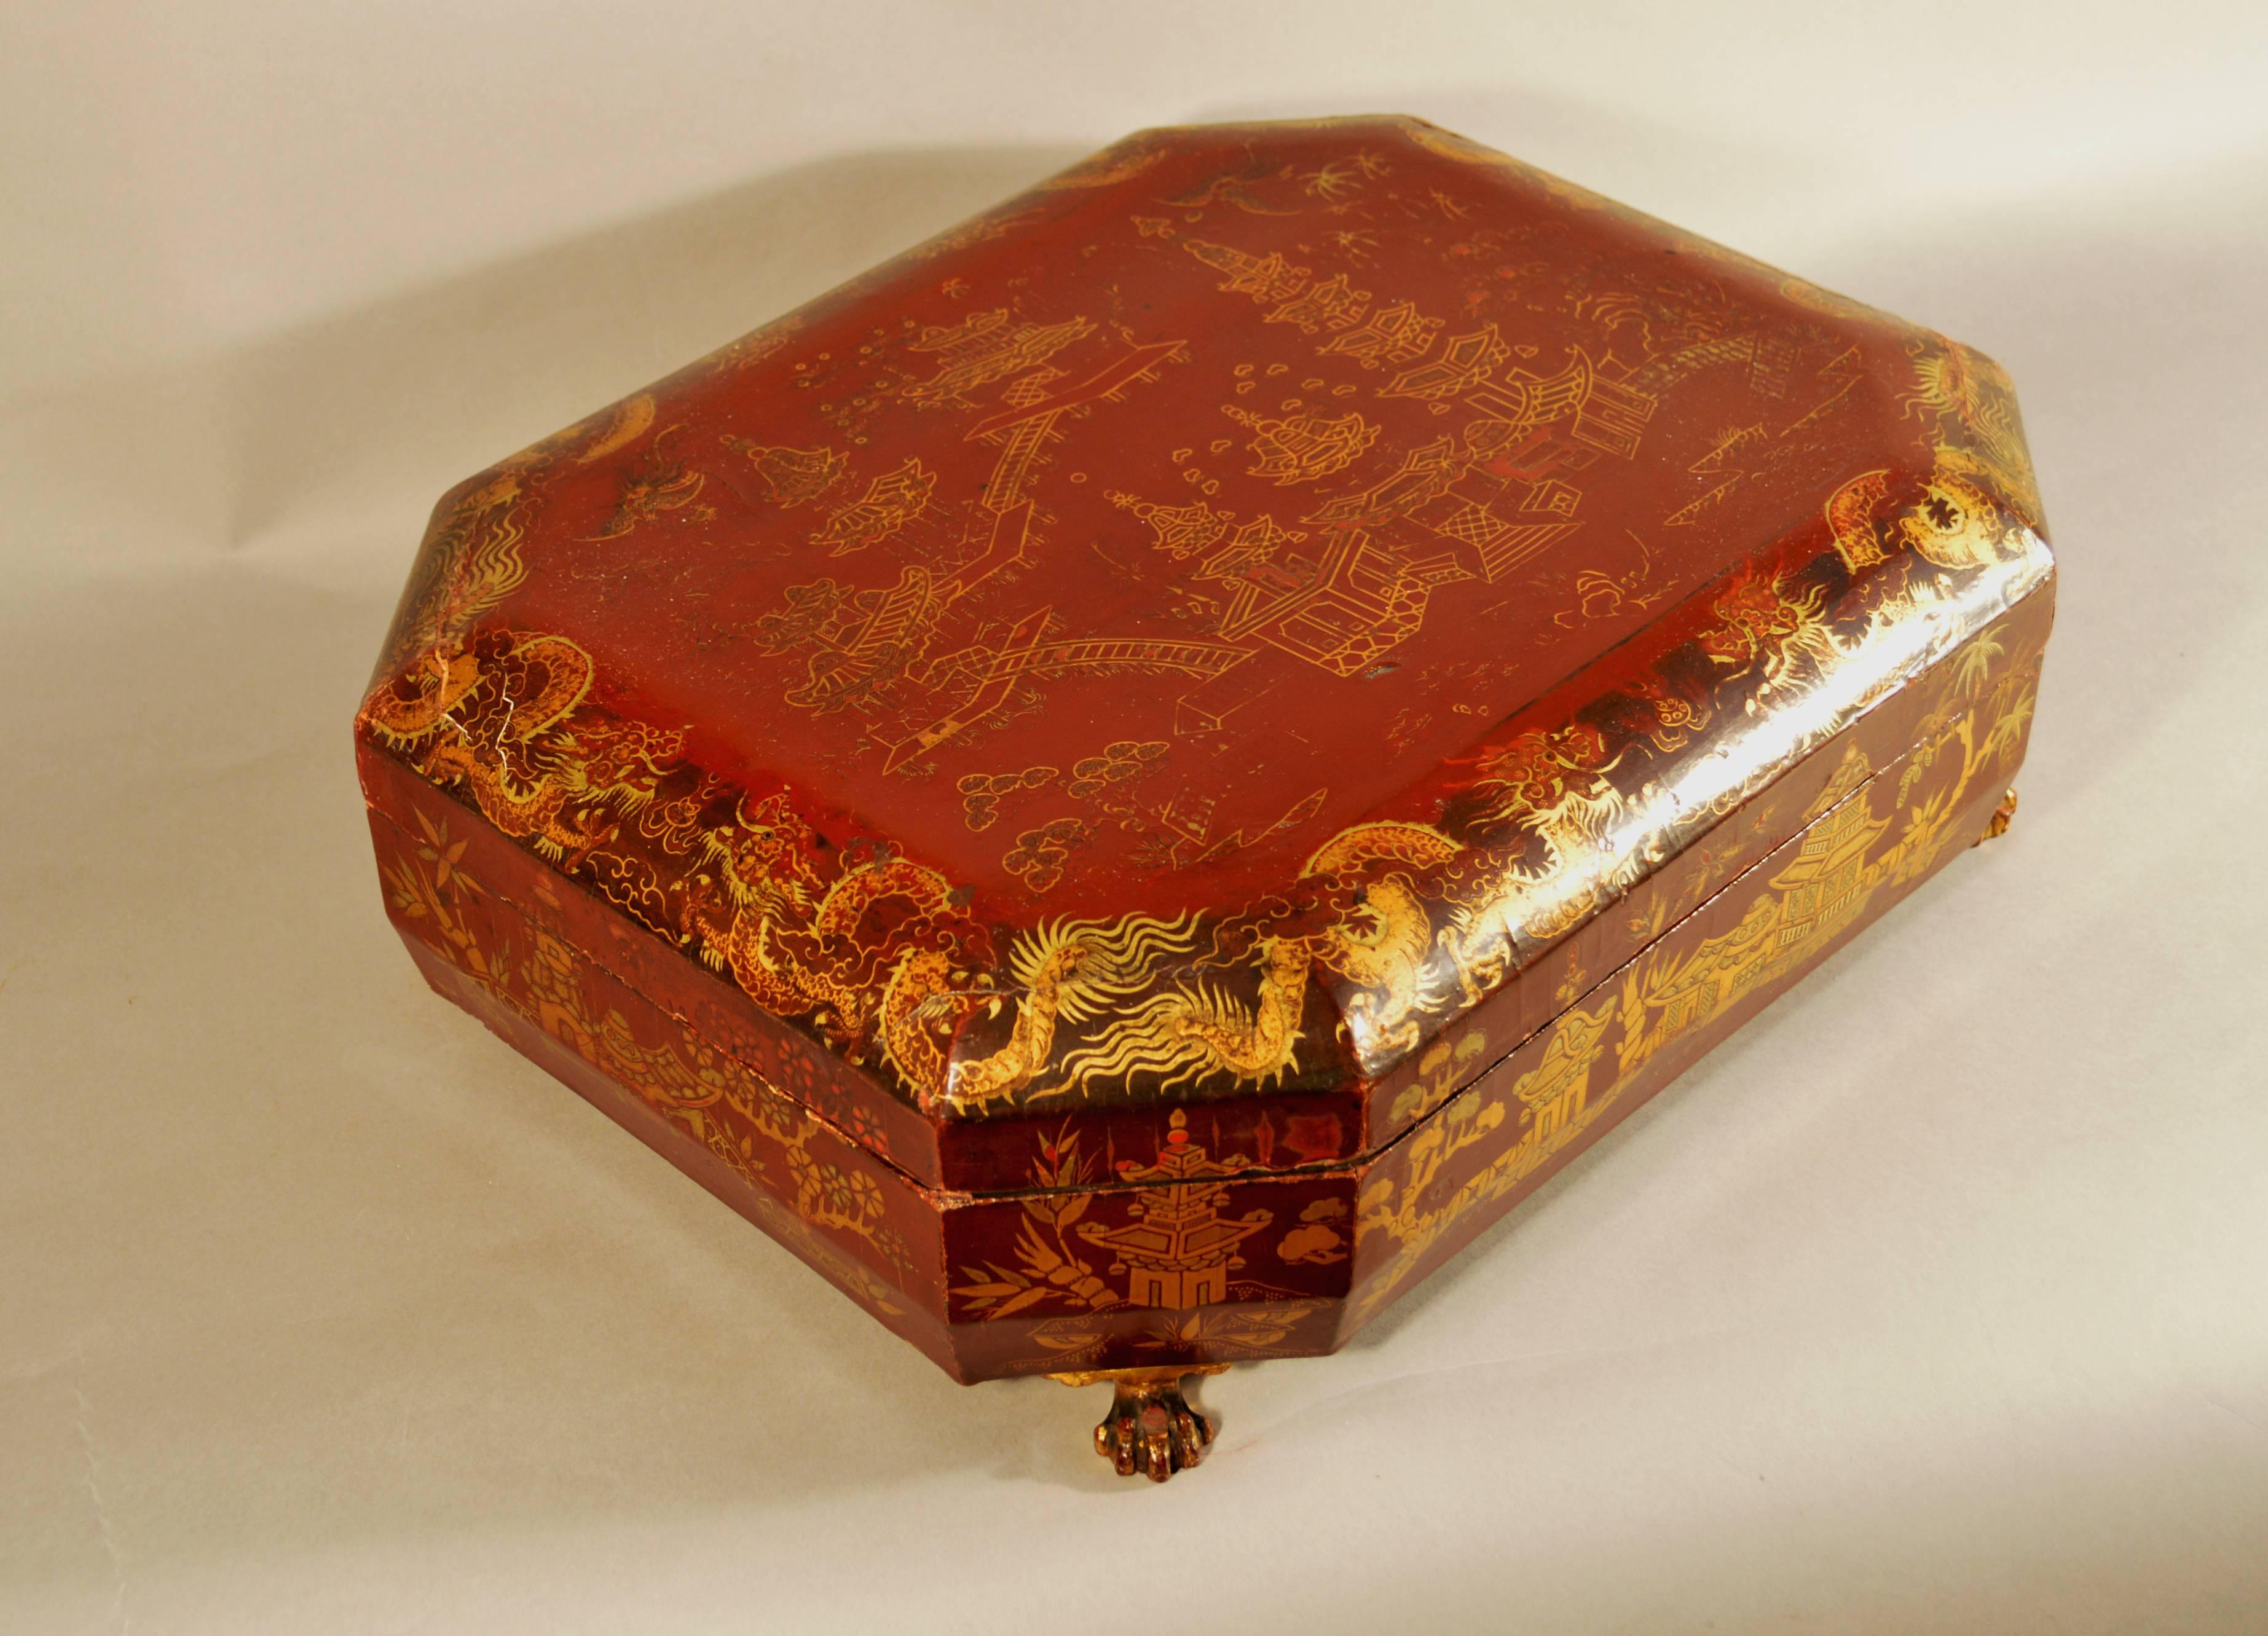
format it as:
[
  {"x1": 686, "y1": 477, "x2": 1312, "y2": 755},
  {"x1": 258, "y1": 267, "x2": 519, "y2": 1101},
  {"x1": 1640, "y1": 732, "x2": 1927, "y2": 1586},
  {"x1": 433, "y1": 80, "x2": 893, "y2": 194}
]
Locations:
[{"x1": 356, "y1": 116, "x2": 2053, "y2": 1197}]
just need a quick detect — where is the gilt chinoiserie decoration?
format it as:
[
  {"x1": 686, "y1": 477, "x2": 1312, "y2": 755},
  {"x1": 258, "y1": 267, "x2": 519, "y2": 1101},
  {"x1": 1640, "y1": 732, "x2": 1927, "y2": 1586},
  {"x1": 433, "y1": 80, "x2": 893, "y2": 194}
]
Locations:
[{"x1": 356, "y1": 116, "x2": 2055, "y2": 1480}]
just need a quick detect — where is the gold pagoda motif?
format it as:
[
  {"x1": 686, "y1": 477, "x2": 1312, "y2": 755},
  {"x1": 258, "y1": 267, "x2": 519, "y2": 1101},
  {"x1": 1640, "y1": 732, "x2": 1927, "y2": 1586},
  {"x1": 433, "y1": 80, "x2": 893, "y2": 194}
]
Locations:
[
  {"x1": 1465, "y1": 345, "x2": 1657, "y2": 460},
  {"x1": 1320, "y1": 299, "x2": 1443, "y2": 370},
  {"x1": 1211, "y1": 526, "x2": 1470, "y2": 677},
  {"x1": 1266, "y1": 270, "x2": 1373, "y2": 335},
  {"x1": 1077, "y1": 1112, "x2": 1272, "y2": 1308},
  {"x1": 1225, "y1": 404, "x2": 1380, "y2": 486},
  {"x1": 1183, "y1": 238, "x2": 1312, "y2": 305},
  {"x1": 1380, "y1": 322, "x2": 1511, "y2": 401},
  {"x1": 901, "y1": 309, "x2": 1096, "y2": 406},
  {"x1": 1350, "y1": 991, "x2": 1615, "y2": 1326},
  {"x1": 1107, "y1": 490, "x2": 1233, "y2": 559}
]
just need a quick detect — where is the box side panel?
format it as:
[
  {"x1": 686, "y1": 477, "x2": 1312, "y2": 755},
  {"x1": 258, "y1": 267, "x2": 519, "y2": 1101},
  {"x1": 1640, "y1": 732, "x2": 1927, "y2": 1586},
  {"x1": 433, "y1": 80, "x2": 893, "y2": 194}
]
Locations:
[
  {"x1": 368, "y1": 804, "x2": 961, "y2": 1373},
  {"x1": 937, "y1": 1133, "x2": 1358, "y2": 1382},
  {"x1": 1343, "y1": 647, "x2": 2042, "y2": 1335},
  {"x1": 1356, "y1": 575, "x2": 2055, "y2": 1146},
  {"x1": 358, "y1": 743, "x2": 947, "y2": 1182}
]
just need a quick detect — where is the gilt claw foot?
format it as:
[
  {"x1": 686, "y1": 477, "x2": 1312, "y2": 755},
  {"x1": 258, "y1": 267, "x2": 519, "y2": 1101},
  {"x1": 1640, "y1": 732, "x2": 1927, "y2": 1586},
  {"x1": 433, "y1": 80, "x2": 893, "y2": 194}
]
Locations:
[
  {"x1": 1975, "y1": 786, "x2": 2019, "y2": 845},
  {"x1": 1051, "y1": 1365, "x2": 1227, "y2": 1483}
]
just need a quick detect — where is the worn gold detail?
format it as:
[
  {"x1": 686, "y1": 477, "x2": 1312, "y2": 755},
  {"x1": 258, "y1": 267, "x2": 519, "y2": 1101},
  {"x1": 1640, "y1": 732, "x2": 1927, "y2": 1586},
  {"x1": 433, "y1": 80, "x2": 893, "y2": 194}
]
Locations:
[
  {"x1": 810, "y1": 455, "x2": 935, "y2": 556},
  {"x1": 1184, "y1": 238, "x2": 1311, "y2": 304},
  {"x1": 377, "y1": 473, "x2": 528, "y2": 674},
  {"x1": 583, "y1": 427, "x2": 708, "y2": 541},
  {"x1": 572, "y1": 393, "x2": 657, "y2": 465},
  {"x1": 723, "y1": 439, "x2": 849, "y2": 508}
]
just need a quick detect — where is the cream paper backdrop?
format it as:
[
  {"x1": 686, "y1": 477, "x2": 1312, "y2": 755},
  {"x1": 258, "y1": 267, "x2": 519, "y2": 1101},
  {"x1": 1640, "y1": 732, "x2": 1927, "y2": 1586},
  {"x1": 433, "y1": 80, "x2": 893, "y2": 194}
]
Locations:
[{"x1": 4, "y1": 3, "x2": 2266, "y2": 1632}]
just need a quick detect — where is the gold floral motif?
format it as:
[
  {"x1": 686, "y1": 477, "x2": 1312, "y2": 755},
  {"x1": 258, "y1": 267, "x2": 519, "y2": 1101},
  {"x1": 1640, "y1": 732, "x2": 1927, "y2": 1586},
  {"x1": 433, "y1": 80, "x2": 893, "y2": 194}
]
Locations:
[
  {"x1": 1300, "y1": 150, "x2": 1391, "y2": 202},
  {"x1": 1136, "y1": 1301, "x2": 1324, "y2": 1357},
  {"x1": 1387, "y1": 1024, "x2": 1492, "y2": 1127},
  {"x1": 380, "y1": 809, "x2": 501, "y2": 985},
  {"x1": 1014, "y1": 1300, "x2": 1329, "y2": 1375},
  {"x1": 949, "y1": 1126, "x2": 1124, "y2": 1321}
]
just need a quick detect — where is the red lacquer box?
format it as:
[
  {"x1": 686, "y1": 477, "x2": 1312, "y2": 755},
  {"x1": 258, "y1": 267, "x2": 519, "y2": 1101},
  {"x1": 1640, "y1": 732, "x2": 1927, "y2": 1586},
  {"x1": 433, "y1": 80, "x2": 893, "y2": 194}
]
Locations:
[{"x1": 356, "y1": 116, "x2": 2053, "y2": 1479}]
